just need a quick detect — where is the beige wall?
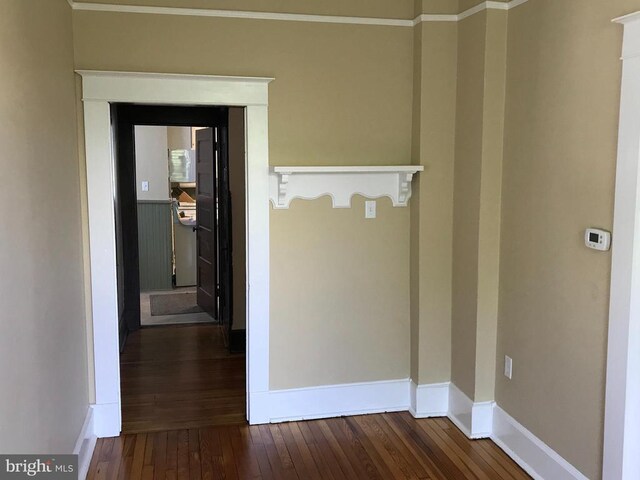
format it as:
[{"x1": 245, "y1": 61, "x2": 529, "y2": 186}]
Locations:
[
  {"x1": 0, "y1": 0, "x2": 89, "y2": 452},
  {"x1": 72, "y1": 9, "x2": 414, "y2": 389},
  {"x1": 72, "y1": 13, "x2": 413, "y2": 169},
  {"x1": 410, "y1": 20, "x2": 457, "y2": 384},
  {"x1": 451, "y1": 12, "x2": 486, "y2": 399},
  {"x1": 270, "y1": 196, "x2": 410, "y2": 389},
  {"x1": 496, "y1": 1, "x2": 639, "y2": 478},
  {"x1": 474, "y1": 9, "x2": 507, "y2": 402},
  {"x1": 450, "y1": 8, "x2": 507, "y2": 404},
  {"x1": 68, "y1": 4, "x2": 640, "y2": 478}
]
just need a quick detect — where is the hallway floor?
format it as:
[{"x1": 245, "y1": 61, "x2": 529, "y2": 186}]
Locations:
[
  {"x1": 140, "y1": 288, "x2": 215, "y2": 327},
  {"x1": 120, "y1": 324, "x2": 245, "y2": 433},
  {"x1": 87, "y1": 413, "x2": 530, "y2": 479}
]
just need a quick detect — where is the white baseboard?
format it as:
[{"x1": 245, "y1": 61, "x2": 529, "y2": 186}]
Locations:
[
  {"x1": 409, "y1": 381, "x2": 450, "y2": 417},
  {"x1": 448, "y1": 383, "x2": 494, "y2": 439},
  {"x1": 91, "y1": 402, "x2": 121, "y2": 437},
  {"x1": 73, "y1": 406, "x2": 97, "y2": 480},
  {"x1": 267, "y1": 378, "x2": 411, "y2": 423},
  {"x1": 89, "y1": 379, "x2": 587, "y2": 480},
  {"x1": 248, "y1": 391, "x2": 270, "y2": 424},
  {"x1": 491, "y1": 406, "x2": 589, "y2": 480}
]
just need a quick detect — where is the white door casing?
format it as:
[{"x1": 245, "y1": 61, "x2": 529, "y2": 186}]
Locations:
[
  {"x1": 604, "y1": 12, "x2": 640, "y2": 480},
  {"x1": 78, "y1": 71, "x2": 273, "y2": 435}
]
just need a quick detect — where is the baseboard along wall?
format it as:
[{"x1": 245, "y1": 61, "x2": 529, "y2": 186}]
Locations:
[{"x1": 88, "y1": 378, "x2": 588, "y2": 480}]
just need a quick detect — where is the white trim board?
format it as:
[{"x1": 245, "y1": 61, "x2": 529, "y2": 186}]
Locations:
[
  {"x1": 69, "y1": 0, "x2": 528, "y2": 26},
  {"x1": 603, "y1": 12, "x2": 640, "y2": 480},
  {"x1": 492, "y1": 406, "x2": 589, "y2": 480},
  {"x1": 73, "y1": 406, "x2": 97, "y2": 480},
  {"x1": 448, "y1": 383, "x2": 494, "y2": 439},
  {"x1": 268, "y1": 379, "x2": 449, "y2": 423},
  {"x1": 78, "y1": 70, "x2": 272, "y2": 433},
  {"x1": 409, "y1": 381, "x2": 450, "y2": 418},
  {"x1": 268, "y1": 379, "x2": 411, "y2": 423}
]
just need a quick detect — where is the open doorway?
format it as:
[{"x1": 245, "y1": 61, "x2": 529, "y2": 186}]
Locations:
[{"x1": 111, "y1": 104, "x2": 247, "y2": 432}]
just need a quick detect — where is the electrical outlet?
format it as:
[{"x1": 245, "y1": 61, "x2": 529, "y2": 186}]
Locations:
[
  {"x1": 365, "y1": 200, "x2": 376, "y2": 219},
  {"x1": 504, "y1": 355, "x2": 513, "y2": 380},
  {"x1": 141, "y1": 181, "x2": 149, "y2": 192}
]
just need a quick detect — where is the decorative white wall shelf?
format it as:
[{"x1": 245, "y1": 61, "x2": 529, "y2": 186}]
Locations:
[{"x1": 269, "y1": 166, "x2": 424, "y2": 209}]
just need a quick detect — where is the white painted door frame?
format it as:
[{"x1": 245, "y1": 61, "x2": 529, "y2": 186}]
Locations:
[
  {"x1": 603, "y1": 13, "x2": 640, "y2": 480},
  {"x1": 78, "y1": 71, "x2": 273, "y2": 436}
]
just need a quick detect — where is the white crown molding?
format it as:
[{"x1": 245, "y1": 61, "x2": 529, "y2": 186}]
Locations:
[
  {"x1": 492, "y1": 406, "x2": 589, "y2": 480},
  {"x1": 69, "y1": 1, "x2": 414, "y2": 27},
  {"x1": 70, "y1": 0, "x2": 528, "y2": 26},
  {"x1": 613, "y1": 10, "x2": 640, "y2": 25},
  {"x1": 269, "y1": 165, "x2": 423, "y2": 209}
]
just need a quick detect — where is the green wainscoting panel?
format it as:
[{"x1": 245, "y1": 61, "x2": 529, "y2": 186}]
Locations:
[{"x1": 137, "y1": 201, "x2": 173, "y2": 291}]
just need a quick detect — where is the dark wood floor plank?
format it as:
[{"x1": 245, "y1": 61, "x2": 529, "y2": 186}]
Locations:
[
  {"x1": 258, "y1": 424, "x2": 298, "y2": 480},
  {"x1": 198, "y1": 428, "x2": 214, "y2": 480},
  {"x1": 325, "y1": 417, "x2": 384, "y2": 480},
  {"x1": 248, "y1": 424, "x2": 275, "y2": 480},
  {"x1": 231, "y1": 425, "x2": 261, "y2": 479},
  {"x1": 94, "y1": 461, "x2": 109, "y2": 480},
  {"x1": 428, "y1": 421, "x2": 513, "y2": 480},
  {"x1": 115, "y1": 436, "x2": 135, "y2": 480},
  {"x1": 278, "y1": 422, "x2": 323, "y2": 480},
  {"x1": 366, "y1": 415, "x2": 431, "y2": 479},
  {"x1": 153, "y1": 431, "x2": 168, "y2": 480},
  {"x1": 380, "y1": 413, "x2": 450, "y2": 480},
  {"x1": 206, "y1": 428, "x2": 226, "y2": 480},
  {"x1": 414, "y1": 417, "x2": 486, "y2": 480},
  {"x1": 397, "y1": 412, "x2": 476, "y2": 480},
  {"x1": 129, "y1": 434, "x2": 147, "y2": 480},
  {"x1": 314, "y1": 420, "x2": 363, "y2": 479},
  {"x1": 188, "y1": 429, "x2": 202, "y2": 480},
  {"x1": 268, "y1": 424, "x2": 297, "y2": 473},
  {"x1": 121, "y1": 325, "x2": 246, "y2": 434},
  {"x1": 177, "y1": 430, "x2": 190, "y2": 480},
  {"x1": 219, "y1": 426, "x2": 240, "y2": 480},
  {"x1": 297, "y1": 421, "x2": 345, "y2": 480},
  {"x1": 351, "y1": 415, "x2": 419, "y2": 480},
  {"x1": 87, "y1": 437, "x2": 103, "y2": 478},
  {"x1": 477, "y1": 439, "x2": 532, "y2": 480},
  {"x1": 106, "y1": 437, "x2": 124, "y2": 480},
  {"x1": 166, "y1": 430, "x2": 179, "y2": 480}
]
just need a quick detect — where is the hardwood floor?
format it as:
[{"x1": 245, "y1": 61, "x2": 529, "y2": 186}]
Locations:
[
  {"x1": 87, "y1": 413, "x2": 530, "y2": 479},
  {"x1": 112, "y1": 324, "x2": 530, "y2": 479},
  {"x1": 120, "y1": 324, "x2": 245, "y2": 433}
]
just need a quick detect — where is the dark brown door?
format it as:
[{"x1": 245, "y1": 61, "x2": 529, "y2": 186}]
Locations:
[
  {"x1": 216, "y1": 125, "x2": 233, "y2": 339},
  {"x1": 195, "y1": 128, "x2": 217, "y2": 318}
]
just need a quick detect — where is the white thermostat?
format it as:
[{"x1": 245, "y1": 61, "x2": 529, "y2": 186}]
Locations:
[{"x1": 585, "y1": 228, "x2": 611, "y2": 251}]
